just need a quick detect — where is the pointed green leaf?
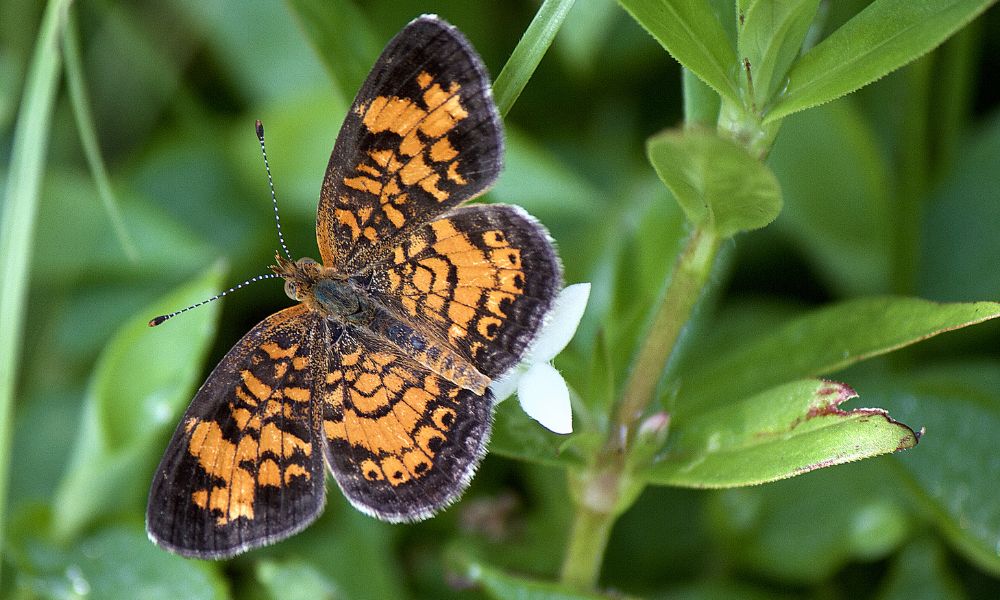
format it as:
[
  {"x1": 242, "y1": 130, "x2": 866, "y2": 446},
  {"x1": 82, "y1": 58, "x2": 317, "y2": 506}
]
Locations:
[
  {"x1": 619, "y1": 0, "x2": 740, "y2": 104},
  {"x1": 493, "y1": 0, "x2": 577, "y2": 116},
  {"x1": 679, "y1": 297, "x2": 1000, "y2": 412},
  {"x1": 647, "y1": 128, "x2": 782, "y2": 237},
  {"x1": 52, "y1": 264, "x2": 226, "y2": 540},
  {"x1": 738, "y1": 0, "x2": 821, "y2": 109},
  {"x1": 866, "y1": 364, "x2": 1000, "y2": 575},
  {"x1": 766, "y1": 0, "x2": 996, "y2": 123},
  {"x1": 647, "y1": 379, "x2": 918, "y2": 487}
]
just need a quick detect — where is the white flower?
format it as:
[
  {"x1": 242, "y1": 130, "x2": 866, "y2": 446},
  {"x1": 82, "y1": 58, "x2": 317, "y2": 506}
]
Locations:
[{"x1": 490, "y1": 283, "x2": 590, "y2": 434}]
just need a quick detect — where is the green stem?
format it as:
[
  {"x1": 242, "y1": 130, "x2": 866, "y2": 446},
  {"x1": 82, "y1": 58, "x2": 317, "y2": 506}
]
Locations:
[
  {"x1": 493, "y1": 0, "x2": 577, "y2": 117},
  {"x1": 0, "y1": 0, "x2": 72, "y2": 582},
  {"x1": 892, "y1": 55, "x2": 932, "y2": 296},
  {"x1": 63, "y1": 7, "x2": 139, "y2": 262},
  {"x1": 682, "y1": 67, "x2": 720, "y2": 128},
  {"x1": 934, "y1": 23, "x2": 979, "y2": 180},
  {"x1": 560, "y1": 503, "x2": 615, "y2": 591},
  {"x1": 616, "y1": 227, "x2": 720, "y2": 440},
  {"x1": 558, "y1": 228, "x2": 721, "y2": 591}
]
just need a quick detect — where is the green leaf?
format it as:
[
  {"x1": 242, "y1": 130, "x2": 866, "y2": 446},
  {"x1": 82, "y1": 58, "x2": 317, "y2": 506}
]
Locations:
[
  {"x1": 62, "y1": 8, "x2": 138, "y2": 262},
  {"x1": 647, "y1": 379, "x2": 918, "y2": 487},
  {"x1": 52, "y1": 264, "x2": 226, "y2": 540},
  {"x1": 273, "y1": 497, "x2": 407, "y2": 600},
  {"x1": 766, "y1": 0, "x2": 996, "y2": 123},
  {"x1": 463, "y1": 559, "x2": 627, "y2": 600},
  {"x1": 919, "y1": 112, "x2": 1000, "y2": 300},
  {"x1": 769, "y1": 100, "x2": 892, "y2": 295},
  {"x1": 174, "y1": 0, "x2": 334, "y2": 103},
  {"x1": 14, "y1": 524, "x2": 227, "y2": 599},
  {"x1": 618, "y1": 0, "x2": 740, "y2": 104},
  {"x1": 866, "y1": 364, "x2": 1000, "y2": 574},
  {"x1": 737, "y1": 0, "x2": 821, "y2": 109},
  {"x1": 493, "y1": 0, "x2": 577, "y2": 117},
  {"x1": 256, "y1": 558, "x2": 338, "y2": 600},
  {"x1": 33, "y1": 172, "x2": 217, "y2": 286},
  {"x1": 490, "y1": 399, "x2": 581, "y2": 468},
  {"x1": 0, "y1": 0, "x2": 70, "y2": 559},
  {"x1": 678, "y1": 297, "x2": 1000, "y2": 412},
  {"x1": 647, "y1": 128, "x2": 782, "y2": 237},
  {"x1": 705, "y1": 459, "x2": 911, "y2": 582}
]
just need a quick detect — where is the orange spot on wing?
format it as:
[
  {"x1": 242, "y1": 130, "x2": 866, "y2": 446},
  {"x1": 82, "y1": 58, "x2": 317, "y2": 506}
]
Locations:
[
  {"x1": 258, "y1": 459, "x2": 281, "y2": 487},
  {"x1": 241, "y1": 370, "x2": 272, "y2": 401},
  {"x1": 261, "y1": 342, "x2": 297, "y2": 359},
  {"x1": 336, "y1": 208, "x2": 361, "y2": 240},
  {"x1": 283, "y1": 386, "x2": 310, "y2": 403},
  {"x1": 430, "y1": 138, "x2": 458, "y2": 162}
]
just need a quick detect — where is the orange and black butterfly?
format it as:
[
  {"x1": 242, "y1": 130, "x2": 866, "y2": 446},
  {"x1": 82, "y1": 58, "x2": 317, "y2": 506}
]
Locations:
[{"x1": 146, "y1": 15, "x2": 562, "y2": 558}]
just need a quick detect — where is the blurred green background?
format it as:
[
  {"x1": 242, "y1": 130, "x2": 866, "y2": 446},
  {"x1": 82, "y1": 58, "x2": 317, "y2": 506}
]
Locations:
[{"x1": 3, "y1": 0, "x2": 1000, "y2": 598}]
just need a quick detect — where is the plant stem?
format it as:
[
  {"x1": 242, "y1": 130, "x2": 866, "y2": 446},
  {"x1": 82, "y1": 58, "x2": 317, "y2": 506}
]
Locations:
[
  {"x1": 558, "y1": 227, "x2": 721, "y2": 591},
  {"x1": 891, "y1": 55, "x2": 931, "y2": 296},
  {"x1": 493, "y1": 0, "x2": 577, "y2": 117},
  {"x1": 0, "y1": 0, "x2": 71, "y2": 582},
  {"x1": 559, "y1": 502, "x2": 615, "y2": 592},
  {"x1": 615, "y1": 226, "x2": 719, "y2": 441}
]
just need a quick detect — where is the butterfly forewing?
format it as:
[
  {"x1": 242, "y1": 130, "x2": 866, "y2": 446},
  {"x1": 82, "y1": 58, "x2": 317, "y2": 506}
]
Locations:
[{"x1": 317, "y1": 16, "x2": 503, "y2": 272}]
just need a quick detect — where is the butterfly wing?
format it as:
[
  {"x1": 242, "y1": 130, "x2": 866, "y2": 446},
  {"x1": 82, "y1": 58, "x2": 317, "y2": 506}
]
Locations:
[
  {"x1": 147, "y1": 306, "x2": 327, "y2": 558},
  {"x1": 365, "y1": 203, "x2": 562, "y2": 379},
  {"x1": 316, "y1": 15, "x2": 503, "y2": 273},
  {"x1": 314, "y1": 319, "x2": 491, "y2": 521}
]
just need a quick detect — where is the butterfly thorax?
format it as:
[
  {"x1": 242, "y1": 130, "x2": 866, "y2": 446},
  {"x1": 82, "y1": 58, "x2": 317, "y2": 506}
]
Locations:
[
  {"x1": 274, "y1": 255, "x2": 370, "y2": 324},
  {"x1": 273, "y1": 254, "x2": 490, "y2": 394}
]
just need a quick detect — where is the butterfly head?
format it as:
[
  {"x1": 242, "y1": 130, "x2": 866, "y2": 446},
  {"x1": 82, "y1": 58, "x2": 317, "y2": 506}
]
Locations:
[{"x1": 272, "y1": 255, "x2": 323, "y2": 302}]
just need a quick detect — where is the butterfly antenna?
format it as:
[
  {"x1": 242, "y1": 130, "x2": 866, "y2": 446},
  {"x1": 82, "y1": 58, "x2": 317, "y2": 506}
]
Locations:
[
  {"x1": 148, "y1": 272, "x2": 283, "y2": 327},
  {"x1": 256, "y1": 120, "x2": 293, "y2": 260}
]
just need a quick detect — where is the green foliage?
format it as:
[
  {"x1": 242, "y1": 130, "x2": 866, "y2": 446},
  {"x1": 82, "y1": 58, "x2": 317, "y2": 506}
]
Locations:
[
  {"x1": 648, "y1": 379, "x2": 918, "y2": 487},
  {"x1": 3, "y1": 0, "x2": 1000, "y2": 598},
  {"x1": 646, "y1": 128, "x2": 782, "y2": 237},
  {"x1": 53, "y1": 265, "x2": 225, "y2": 540}
]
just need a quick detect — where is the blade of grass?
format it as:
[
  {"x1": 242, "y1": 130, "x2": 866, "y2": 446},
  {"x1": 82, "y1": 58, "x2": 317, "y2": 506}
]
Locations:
[
  {"x1": 493, "y1": 0, "x2": 577, "y2": 117},
  {"x1": 62, "y1": 6, "x2": 138, "y2": 262},
  {"x1": 0, "y1": 0, "x2": 73, "y2": 582}
]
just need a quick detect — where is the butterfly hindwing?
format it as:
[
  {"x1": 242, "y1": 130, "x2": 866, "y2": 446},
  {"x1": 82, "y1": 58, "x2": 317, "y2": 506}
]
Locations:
[
  {"x1": 314, "y1": 321, "x2": 492, "y2": 521},
  {"x1": 147, "y1": 306, "x2": 327, "y2": 559},
  {"x1": 317, "y1": 15, "x2": 503, "y2": 272}
]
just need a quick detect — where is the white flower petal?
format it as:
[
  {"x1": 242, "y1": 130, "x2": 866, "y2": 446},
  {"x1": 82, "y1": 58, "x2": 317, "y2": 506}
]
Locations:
[
  {"x1": 530, "y1": 283, "x2": 591, "y2": 362},
  {"x1": 488, "y1": 365, "x2": 521, "y2": 403},
  {"x1": 517, "y1": 362, "x2": 572, "y2": 434}
]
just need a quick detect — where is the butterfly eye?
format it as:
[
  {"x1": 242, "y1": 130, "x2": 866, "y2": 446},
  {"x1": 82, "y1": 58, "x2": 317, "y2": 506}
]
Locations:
[{"x1": 284, "y1": 280, "x2": 299, "y2": 301}]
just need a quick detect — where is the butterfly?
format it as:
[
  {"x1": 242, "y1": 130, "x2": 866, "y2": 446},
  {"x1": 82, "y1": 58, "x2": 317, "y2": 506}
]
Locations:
[{"x1": 146, "y1": 14, "x2": 562, "y2": 558}]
